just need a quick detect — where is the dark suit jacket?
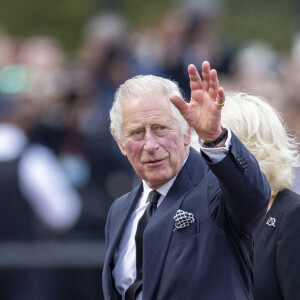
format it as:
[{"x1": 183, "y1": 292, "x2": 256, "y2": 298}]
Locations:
[
  {"x1": 254, "y1": 188, "x2": 300, "y2": 300},
  {"x1": 102, "y1": 133, "x2": 270, "y2": 300}
]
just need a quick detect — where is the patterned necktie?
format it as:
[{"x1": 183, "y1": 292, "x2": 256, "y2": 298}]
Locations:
[{"x1": 125, "y1": 190, "x2": 161, "y2": 300}]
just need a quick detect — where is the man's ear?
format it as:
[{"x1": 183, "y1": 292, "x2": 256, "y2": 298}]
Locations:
[
  {"x1": 114, "y1": 136, "x2": 127, "y2": 157},
  {"x1": 184, "y1": 125, "x2": 192, "y2": 146}
]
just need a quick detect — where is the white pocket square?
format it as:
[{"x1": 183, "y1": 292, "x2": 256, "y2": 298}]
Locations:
[{"x1": 173, "y1": 209, "x2": 195, "y2": 231}]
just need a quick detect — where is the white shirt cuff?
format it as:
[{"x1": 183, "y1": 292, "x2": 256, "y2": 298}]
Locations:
[{"x1": 199, "y1": 129, "x2": 232, "y2": 163}]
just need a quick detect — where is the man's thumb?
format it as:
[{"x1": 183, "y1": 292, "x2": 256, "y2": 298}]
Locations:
[{"x1": 170, "y1": 95, "x2": 188, "y2": 116}]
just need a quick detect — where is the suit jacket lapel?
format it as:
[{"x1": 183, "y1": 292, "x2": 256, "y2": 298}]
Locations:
[
  {"x1": 104, "y1": 184, "x2": 143, "y2": 293},
  {"x1": 143, "y1": 148, "x2": 207, "y2": 299},
  {"x1": 109, "y1": 184, "x2": 143, "y2": 255}
]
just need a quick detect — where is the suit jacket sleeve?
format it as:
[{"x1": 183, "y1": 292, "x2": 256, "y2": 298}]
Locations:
[{"x1": 203, "y1": 132, "x2": 270, "y2": 238}]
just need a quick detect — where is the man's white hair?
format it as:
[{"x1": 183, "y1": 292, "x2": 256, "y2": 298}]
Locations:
[
  {"x1": 221, "y1": 92, "x2": 300, "y2": 196},
  {"x1": 110, "y1": 74, "x2": 189, "y2": 143}
]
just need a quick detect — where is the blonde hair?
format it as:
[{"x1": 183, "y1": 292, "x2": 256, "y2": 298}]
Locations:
[
  {"x1": 110, "y1": 74, "x2": 189, "y2": 142},
  {"x1": 221, "y1": 92, "x2": 300, "y2": 196}
]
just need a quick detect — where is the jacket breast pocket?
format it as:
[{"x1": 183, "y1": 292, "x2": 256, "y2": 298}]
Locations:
[{"x1": 170, "y1": 221, "x2": 200, "y2": 245}]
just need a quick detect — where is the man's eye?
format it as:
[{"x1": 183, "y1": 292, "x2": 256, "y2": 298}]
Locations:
[
  {"x1": 154, "y1": 126, "x2": 167, "y2": 135},
  {"x1": 131, "y1": 130, "x2": 144, "y2": 138}
]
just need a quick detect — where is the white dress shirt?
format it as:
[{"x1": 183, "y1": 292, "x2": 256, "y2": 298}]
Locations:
[{"x1": 112, "y1": 129, "x2": 232, "y2": 299}]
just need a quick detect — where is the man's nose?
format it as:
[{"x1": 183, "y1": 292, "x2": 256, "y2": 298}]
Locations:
[{"x1": 144, "y1": 130, "x2": 159, "y2": 152}]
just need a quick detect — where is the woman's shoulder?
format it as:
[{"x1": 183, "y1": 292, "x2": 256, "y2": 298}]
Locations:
[
  {"x1": 274, "y1": 189, "x2": 300, "y2": 212},
  {"x1": 274, "y1": 189, "x2": 300, "y2": 232}
]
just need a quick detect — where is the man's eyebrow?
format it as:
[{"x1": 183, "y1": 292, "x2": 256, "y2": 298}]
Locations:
[{"x1": 125, "y1": 125, "x2": 144, "y2": 132}]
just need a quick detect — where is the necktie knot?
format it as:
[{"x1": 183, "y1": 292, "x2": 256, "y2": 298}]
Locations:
[{"x1": 147, "y1": 190, "x2": 160, "y2": 205}]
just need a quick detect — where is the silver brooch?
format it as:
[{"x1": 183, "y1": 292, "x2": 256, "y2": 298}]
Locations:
[{"x1": 266, "y1": 217, "x2": 276, "y2": 227}]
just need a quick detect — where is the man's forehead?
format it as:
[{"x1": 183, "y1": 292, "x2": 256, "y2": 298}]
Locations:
[
  {"x1": 121, "y1": 94, "x2": 170, "y2": 113},
  {"x1": 123, "y1": 92, "x2": 170, "y2": 104}
]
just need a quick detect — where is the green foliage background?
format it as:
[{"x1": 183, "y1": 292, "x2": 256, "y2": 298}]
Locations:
[{"x1": 0, "y1": 0, "x2": 296, "y2": 54}]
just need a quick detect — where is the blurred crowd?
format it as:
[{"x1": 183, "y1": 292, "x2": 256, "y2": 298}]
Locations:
[{"x1": 0, "y1": 0, "x2": 300, "y2": 299}]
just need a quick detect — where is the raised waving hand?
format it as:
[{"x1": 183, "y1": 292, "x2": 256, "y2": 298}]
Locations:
[{"x1": 170, "y1": 61, "x2": 225, "y2": 142}]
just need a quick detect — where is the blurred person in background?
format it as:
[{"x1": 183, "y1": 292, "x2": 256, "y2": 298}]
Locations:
[
  {"x1": 18, "y1": 35, "x2": 75, "y2": 155},
  {"x1": 78, "y1": 11, "x2": 133, "y2": 114},
  {"x1": 0, "y1": 89, "x2": 82, "y2": 299},
  {"x1": 0, "y1": 32, "x2": 82, "y2": 237},
  {"x1": 178, "y1": 0, "x2": 230, "y2": 71},
  {"x1": 170, "y1": 0, "x2": 233, "y2": 98},
  {"x1": 0, "y1": 95, "x2": 82, "y2": 236},
  {"x1": 219, "y1": 92, "x2": 300, "y2": 300},
  {"x1": 128, "y1": 20, "x2": 167, "y2": 79},
  {"x1": 228, "y1": 40, "x2": 285, "y2": 111}
]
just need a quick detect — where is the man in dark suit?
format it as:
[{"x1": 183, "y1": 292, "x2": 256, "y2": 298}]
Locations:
[{"x1": 102, "y1": 61, "x2": 270, "y2": 300}]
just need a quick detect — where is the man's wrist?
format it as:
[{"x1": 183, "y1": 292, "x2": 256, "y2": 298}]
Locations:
[{"x1": 201, "y1": 125, "x2": 228, "y2": 148}]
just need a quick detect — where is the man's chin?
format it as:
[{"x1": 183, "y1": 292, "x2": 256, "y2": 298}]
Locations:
[{"x1": 145, "y1": 173, "x2": 171, "y2": 189}]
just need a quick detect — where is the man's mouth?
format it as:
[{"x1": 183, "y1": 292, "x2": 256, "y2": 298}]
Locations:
[{"x1": 144, "y1": 158, "x2": 166, "y2": 167}]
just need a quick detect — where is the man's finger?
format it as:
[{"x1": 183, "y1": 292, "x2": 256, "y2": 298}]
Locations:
[
  {"x1": 201, "y1": 61, "x2": 211, "y2": 92},
  {"x1": 188, "y1": 64, "x2": 202, "y2": 91},
  {"x1": 170, "y1": 95, "x2": 189, "y2": 117},
  {"x1": 217, "y1": 87, "x2": 225, "y2": 103},
  {"x1": 215, "y1": 87, "x2": 225, "y2": 110}
]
